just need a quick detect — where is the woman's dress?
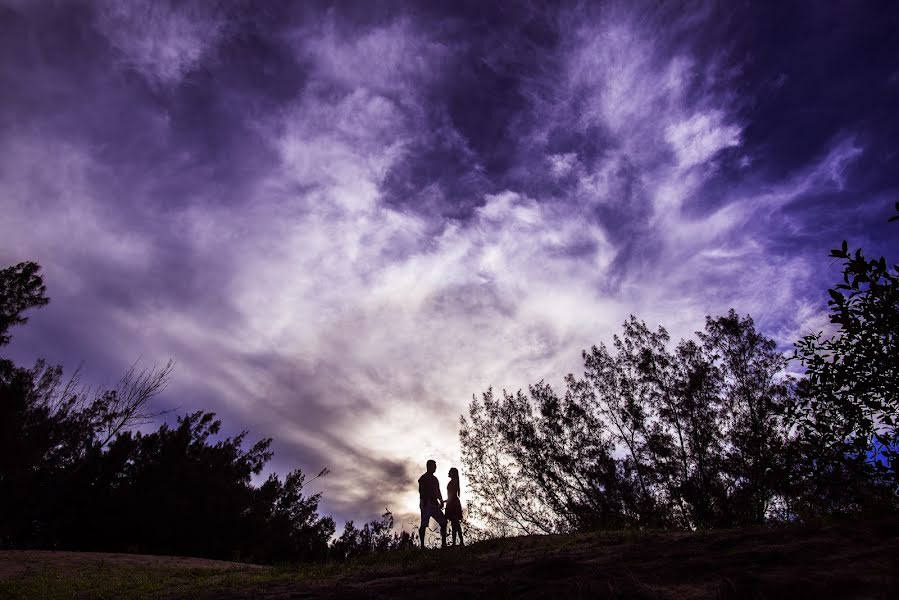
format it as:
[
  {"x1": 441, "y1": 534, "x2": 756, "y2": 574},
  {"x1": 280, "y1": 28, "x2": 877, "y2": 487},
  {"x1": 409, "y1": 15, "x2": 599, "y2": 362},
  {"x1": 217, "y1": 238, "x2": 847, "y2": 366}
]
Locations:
[{"x1": 445, "y1": 479, "x2": 463, "y2": 521}]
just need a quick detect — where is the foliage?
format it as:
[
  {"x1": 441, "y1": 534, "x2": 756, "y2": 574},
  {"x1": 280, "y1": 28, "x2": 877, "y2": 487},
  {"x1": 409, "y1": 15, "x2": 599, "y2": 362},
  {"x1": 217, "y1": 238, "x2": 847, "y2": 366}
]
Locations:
[
  {"x1": 330, "y1": 511, "x2": 416, "y2": 560},
  {"x1": 461, "y1": 312, "x2": 793, "y2": 534},
  {"x1": 0, "y1": 356, "x2": 173, "y2": 545},
  {"x1": 249, "y1": 468, "x2": 336, "y2": 563},
  {"x1": 0, "y1": 363, "x2": 335, "y2": 562},
  {"x1": 0, "y1": 261, "x2": 48, "y2": 346},
  {"x1": 0, "y1": 263, "x2": 335, "y2": 563},
  {"x1": 460, "y1": 203, "x2": 899, "y2": 534},
  {"x1": 786, "y1": 208, "x2": 899, "y2": 515}
]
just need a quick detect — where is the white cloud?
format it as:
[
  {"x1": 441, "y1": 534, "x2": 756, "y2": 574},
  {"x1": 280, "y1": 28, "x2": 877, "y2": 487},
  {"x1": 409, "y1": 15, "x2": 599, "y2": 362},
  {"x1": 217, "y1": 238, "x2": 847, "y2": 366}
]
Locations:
[
  {"x1": 95, "y1": 0, "x2": 228, "y2": 86},
  {"x1": 299, "y1": 17, "x2": 448, "y2": 101},
  {"x1": 665, "y1": 111, "x2": 741, "y2": 169},
  {"x1": 0, "y1": 135, "x2": 153, "y2": 291},
  {"x1": 548, "y1": 152, "x2": 578, "y2": 177}
]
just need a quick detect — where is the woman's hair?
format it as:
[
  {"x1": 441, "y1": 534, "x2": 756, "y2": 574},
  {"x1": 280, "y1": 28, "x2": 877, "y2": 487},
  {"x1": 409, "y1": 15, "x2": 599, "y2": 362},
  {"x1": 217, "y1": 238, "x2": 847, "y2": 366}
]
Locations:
[{"x1": 448, "y1": 467, "x2": 459, "y2": 480}]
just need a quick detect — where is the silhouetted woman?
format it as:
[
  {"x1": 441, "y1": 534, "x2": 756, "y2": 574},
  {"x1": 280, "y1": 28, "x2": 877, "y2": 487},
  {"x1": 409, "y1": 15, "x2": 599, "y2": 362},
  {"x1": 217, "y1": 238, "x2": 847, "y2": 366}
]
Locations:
[{"x1": 445, "y1": 467, "x2": 464, "y2": 547}]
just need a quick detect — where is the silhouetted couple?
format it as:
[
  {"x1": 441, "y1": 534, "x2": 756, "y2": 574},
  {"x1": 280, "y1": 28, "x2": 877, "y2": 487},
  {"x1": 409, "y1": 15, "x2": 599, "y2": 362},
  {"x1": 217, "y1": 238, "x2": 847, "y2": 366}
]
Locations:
[{"x1": 418, "y1": 459, "x2": 464, "y2": 549}]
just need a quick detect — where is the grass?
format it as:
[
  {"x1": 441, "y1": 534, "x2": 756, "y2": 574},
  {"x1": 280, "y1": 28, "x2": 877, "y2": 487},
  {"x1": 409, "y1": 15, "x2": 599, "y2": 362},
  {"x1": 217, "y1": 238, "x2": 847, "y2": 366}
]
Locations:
[
  {"x1": 0, "y1": 564, "x2": 236, "y2": 600},
  {"x1": 2, "y1": 518, "x2": 897, "y2": 599},
  {"x1": 0, "y1": 546, "x2": 479, "y2": 600}
]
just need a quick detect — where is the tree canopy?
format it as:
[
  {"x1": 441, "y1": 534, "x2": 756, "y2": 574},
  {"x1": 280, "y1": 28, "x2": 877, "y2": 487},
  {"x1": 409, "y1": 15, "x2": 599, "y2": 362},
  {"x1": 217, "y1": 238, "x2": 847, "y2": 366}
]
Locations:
[{"x1": 461, "y1": 206, "x2": 899, "y2": 535}]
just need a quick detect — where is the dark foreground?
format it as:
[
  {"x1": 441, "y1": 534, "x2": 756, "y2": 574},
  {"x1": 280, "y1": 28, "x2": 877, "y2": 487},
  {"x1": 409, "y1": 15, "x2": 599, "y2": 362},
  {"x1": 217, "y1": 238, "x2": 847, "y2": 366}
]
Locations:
[{"x1": 2, "y1": 518, "x2": 897, "y2": 599}]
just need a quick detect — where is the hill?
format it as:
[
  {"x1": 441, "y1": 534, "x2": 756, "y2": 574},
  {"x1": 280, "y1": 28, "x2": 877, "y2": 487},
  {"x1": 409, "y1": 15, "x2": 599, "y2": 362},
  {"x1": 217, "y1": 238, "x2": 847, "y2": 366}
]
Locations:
[{"x1": 1, "y1": 517, "x2": 897, "y2": 599}]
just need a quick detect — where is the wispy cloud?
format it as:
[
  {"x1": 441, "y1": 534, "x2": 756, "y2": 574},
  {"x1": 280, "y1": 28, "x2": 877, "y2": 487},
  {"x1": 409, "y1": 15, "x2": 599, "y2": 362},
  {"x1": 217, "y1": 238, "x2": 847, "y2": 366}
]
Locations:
[{"x1": 94, "y1": 0, "x2": 230, "y2": 87}]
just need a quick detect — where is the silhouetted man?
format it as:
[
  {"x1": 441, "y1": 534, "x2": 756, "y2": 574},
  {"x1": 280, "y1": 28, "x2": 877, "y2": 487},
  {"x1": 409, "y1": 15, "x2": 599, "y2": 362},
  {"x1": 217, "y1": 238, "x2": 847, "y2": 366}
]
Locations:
[{"x1": 418, "y1": 459, "x2": 447, "y2": 548}]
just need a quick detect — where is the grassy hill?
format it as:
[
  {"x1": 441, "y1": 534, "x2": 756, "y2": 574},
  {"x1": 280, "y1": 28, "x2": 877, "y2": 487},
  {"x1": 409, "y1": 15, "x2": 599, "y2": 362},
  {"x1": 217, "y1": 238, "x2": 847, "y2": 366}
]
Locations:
[{"x1": 2, "y1": 517, "x2": 897, "y2": 599}]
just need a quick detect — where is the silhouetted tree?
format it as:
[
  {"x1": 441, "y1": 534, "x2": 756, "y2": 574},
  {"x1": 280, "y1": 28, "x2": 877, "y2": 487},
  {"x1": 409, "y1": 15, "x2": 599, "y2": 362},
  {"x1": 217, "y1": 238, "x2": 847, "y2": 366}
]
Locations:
[
  {"x1": 700, "y1": 312, "x2": 792, "y2": 524},
  {"x1": 245, "y1": 468, "x2": 336, "y2": 562},
  {"x1": 0, "y1": 263, "x2": 171, "y2": 546},
  {"x1": 461, "y1": 386, "x2": 567, "y2": 535},
  {"x1": 785, "y1": 211, "x2": 899, "y2": 516},
  {"x1": 0, "y1": 261, "x2": 336, "y2": 562},
  {"x1": 330, "y1": 511, "x2": 415, "y2": 560},
  {"x1": 0, "y1": 261, "x2": 48, "y2": 346},
  {"x1": 461, "y1": 312, "x2": 793, "y2": 534}
]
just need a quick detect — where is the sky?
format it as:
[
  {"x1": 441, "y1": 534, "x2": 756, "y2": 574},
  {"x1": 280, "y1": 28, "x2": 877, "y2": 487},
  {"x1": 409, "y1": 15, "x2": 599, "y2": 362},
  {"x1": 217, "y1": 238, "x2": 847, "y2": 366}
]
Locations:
[{"x1": 1, "y1": 0, "x2": 898, "y2": 530}]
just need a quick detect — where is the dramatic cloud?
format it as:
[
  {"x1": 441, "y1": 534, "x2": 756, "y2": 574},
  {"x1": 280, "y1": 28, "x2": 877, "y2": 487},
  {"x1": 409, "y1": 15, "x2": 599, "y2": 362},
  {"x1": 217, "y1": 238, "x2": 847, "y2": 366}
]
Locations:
[{"x1": 1, "y1": 1, "x2": 897, "y2": 528}]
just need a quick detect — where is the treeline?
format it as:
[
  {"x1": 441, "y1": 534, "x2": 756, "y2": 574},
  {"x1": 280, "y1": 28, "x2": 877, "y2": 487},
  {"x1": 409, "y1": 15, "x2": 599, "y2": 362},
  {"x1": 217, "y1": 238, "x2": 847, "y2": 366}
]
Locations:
[
  {"x1": 0, "y1": 262, "x2": 413, "y2": 562},
  {"x1": 461, "y1": 207, "x2": 899, "y2": 535}
]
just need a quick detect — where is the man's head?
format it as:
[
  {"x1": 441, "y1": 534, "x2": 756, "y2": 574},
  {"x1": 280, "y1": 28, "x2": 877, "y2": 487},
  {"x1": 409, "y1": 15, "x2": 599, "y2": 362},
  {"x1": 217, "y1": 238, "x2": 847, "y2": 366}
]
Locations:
[{"x1": 426, "y1": 459, "x2": 436, "y2": 473}]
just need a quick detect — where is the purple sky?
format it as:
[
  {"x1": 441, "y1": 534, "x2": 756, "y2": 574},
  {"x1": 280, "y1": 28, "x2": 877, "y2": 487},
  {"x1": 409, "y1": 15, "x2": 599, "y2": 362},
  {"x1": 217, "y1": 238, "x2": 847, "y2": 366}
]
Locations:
[{"x1": 1, "y1": 1, "x2": 898, "y2": 529}]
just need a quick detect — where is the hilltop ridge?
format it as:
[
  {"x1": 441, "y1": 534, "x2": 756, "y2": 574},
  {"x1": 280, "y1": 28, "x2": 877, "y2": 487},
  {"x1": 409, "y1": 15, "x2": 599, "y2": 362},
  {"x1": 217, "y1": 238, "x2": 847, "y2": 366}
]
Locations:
[{"x1": 3, "y1": 517, "x2": 897, "y2": 599}]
